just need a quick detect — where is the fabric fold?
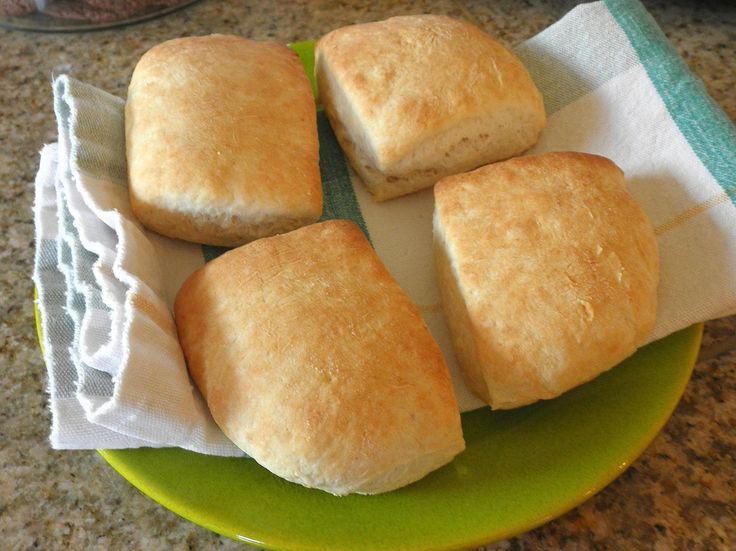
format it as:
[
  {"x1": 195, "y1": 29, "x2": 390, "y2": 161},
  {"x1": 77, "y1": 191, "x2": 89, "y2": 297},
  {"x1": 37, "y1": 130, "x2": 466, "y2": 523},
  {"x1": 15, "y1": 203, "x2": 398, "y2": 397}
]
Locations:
[{"x1": 37, "y1": 77, "x2": 241, "y2": 455}]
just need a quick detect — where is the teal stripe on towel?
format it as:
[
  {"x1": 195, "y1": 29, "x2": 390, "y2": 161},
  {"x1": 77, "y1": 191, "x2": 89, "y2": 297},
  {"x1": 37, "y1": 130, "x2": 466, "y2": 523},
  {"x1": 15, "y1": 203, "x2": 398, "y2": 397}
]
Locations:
[
  {"x1": 201, "y1": 244, "x2": 230, "y2": 263},
  {"x1": 316, "y1": 110, "x2": 370, "y2": 240},
  {"x1": 202, "y1": 110, "x2": 369, "y2": 262},
  {"x1": 605, "y1": 0, "x2": 736, "y2": 203}
]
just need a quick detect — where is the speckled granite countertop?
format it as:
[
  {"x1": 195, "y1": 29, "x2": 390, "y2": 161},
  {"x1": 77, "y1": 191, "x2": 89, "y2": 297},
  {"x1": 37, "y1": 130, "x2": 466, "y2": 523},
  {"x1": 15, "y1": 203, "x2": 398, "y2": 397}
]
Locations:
[{"x1": 1, "y1": 1, "x2": 734, "y2": 549}]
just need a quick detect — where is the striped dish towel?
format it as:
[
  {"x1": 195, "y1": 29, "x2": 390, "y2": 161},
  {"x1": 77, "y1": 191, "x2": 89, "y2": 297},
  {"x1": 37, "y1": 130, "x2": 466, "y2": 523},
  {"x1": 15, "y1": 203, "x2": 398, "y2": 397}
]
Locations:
[{"x1": 33, "y1": 0, "x2": 736, "y2": 454}]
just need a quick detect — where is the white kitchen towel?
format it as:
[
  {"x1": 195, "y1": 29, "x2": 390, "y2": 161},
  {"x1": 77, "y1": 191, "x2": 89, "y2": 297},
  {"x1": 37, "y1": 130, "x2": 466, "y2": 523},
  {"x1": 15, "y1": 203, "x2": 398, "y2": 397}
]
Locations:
[{"x1": 33, "y1": 0, "x2": 736, "y2": 453}]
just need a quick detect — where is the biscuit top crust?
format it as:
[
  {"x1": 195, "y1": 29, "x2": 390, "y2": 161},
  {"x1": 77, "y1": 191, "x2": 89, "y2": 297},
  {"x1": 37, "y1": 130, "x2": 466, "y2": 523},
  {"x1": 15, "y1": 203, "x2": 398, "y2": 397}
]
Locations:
[
  {"x1": 434, "y1": 152, "x2": 659, "y2": 407},
  {"x1": 126, "y1": 34, "x2": 321, "y2": 220},
  {"x1": 174, "y1": 220, "x2": 464, "y2": 494},
  {"x1": 316, "y1": 15, "x2": 544, "y2": 170}
]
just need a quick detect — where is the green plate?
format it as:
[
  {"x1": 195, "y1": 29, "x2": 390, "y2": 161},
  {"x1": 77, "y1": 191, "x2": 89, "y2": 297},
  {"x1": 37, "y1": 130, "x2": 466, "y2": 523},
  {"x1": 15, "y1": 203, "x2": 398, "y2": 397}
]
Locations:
[
  {"x1": 40, "y1": 40, "x2": 703, "y2": 549},
  {"x1": 98, "y1": 324, "x2": 701, "y2": 550}
]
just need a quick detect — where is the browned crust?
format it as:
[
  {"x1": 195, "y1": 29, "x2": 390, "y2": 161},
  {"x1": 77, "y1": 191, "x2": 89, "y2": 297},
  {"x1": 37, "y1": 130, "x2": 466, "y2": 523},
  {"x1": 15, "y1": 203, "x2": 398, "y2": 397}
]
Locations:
[
  {"x1": 126, "y1": 34, "x2": 322, "y2": 246},
  {"x1": 174, "y1": 220, "x2": 465, "y2": 494},
  {"x1": 434, "y1": 152, "x2": 659, "y2": 409}
]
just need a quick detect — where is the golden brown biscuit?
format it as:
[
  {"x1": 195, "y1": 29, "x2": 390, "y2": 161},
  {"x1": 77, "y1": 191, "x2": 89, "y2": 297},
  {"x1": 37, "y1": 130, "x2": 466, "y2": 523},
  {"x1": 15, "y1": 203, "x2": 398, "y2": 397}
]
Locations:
[
  {"x1": 175, "y1": 220, "x2": 465, "y2": 495},
  {"x1": 126, "y1": 35, "x2": 322, "y2": 246},
  {"x1": 316, "y1": 15, "x2": 546, "y2": 201},
  {"x1": 434, "y1": 152, "x2": 659, "y2": 409}
]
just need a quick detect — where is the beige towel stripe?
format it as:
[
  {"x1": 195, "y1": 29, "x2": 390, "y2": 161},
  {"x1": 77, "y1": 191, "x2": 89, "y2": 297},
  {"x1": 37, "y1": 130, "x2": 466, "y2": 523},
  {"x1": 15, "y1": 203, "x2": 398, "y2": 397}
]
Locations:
[{"x1": 654, "y1": 191, "x2": 731, "y2": 236}]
